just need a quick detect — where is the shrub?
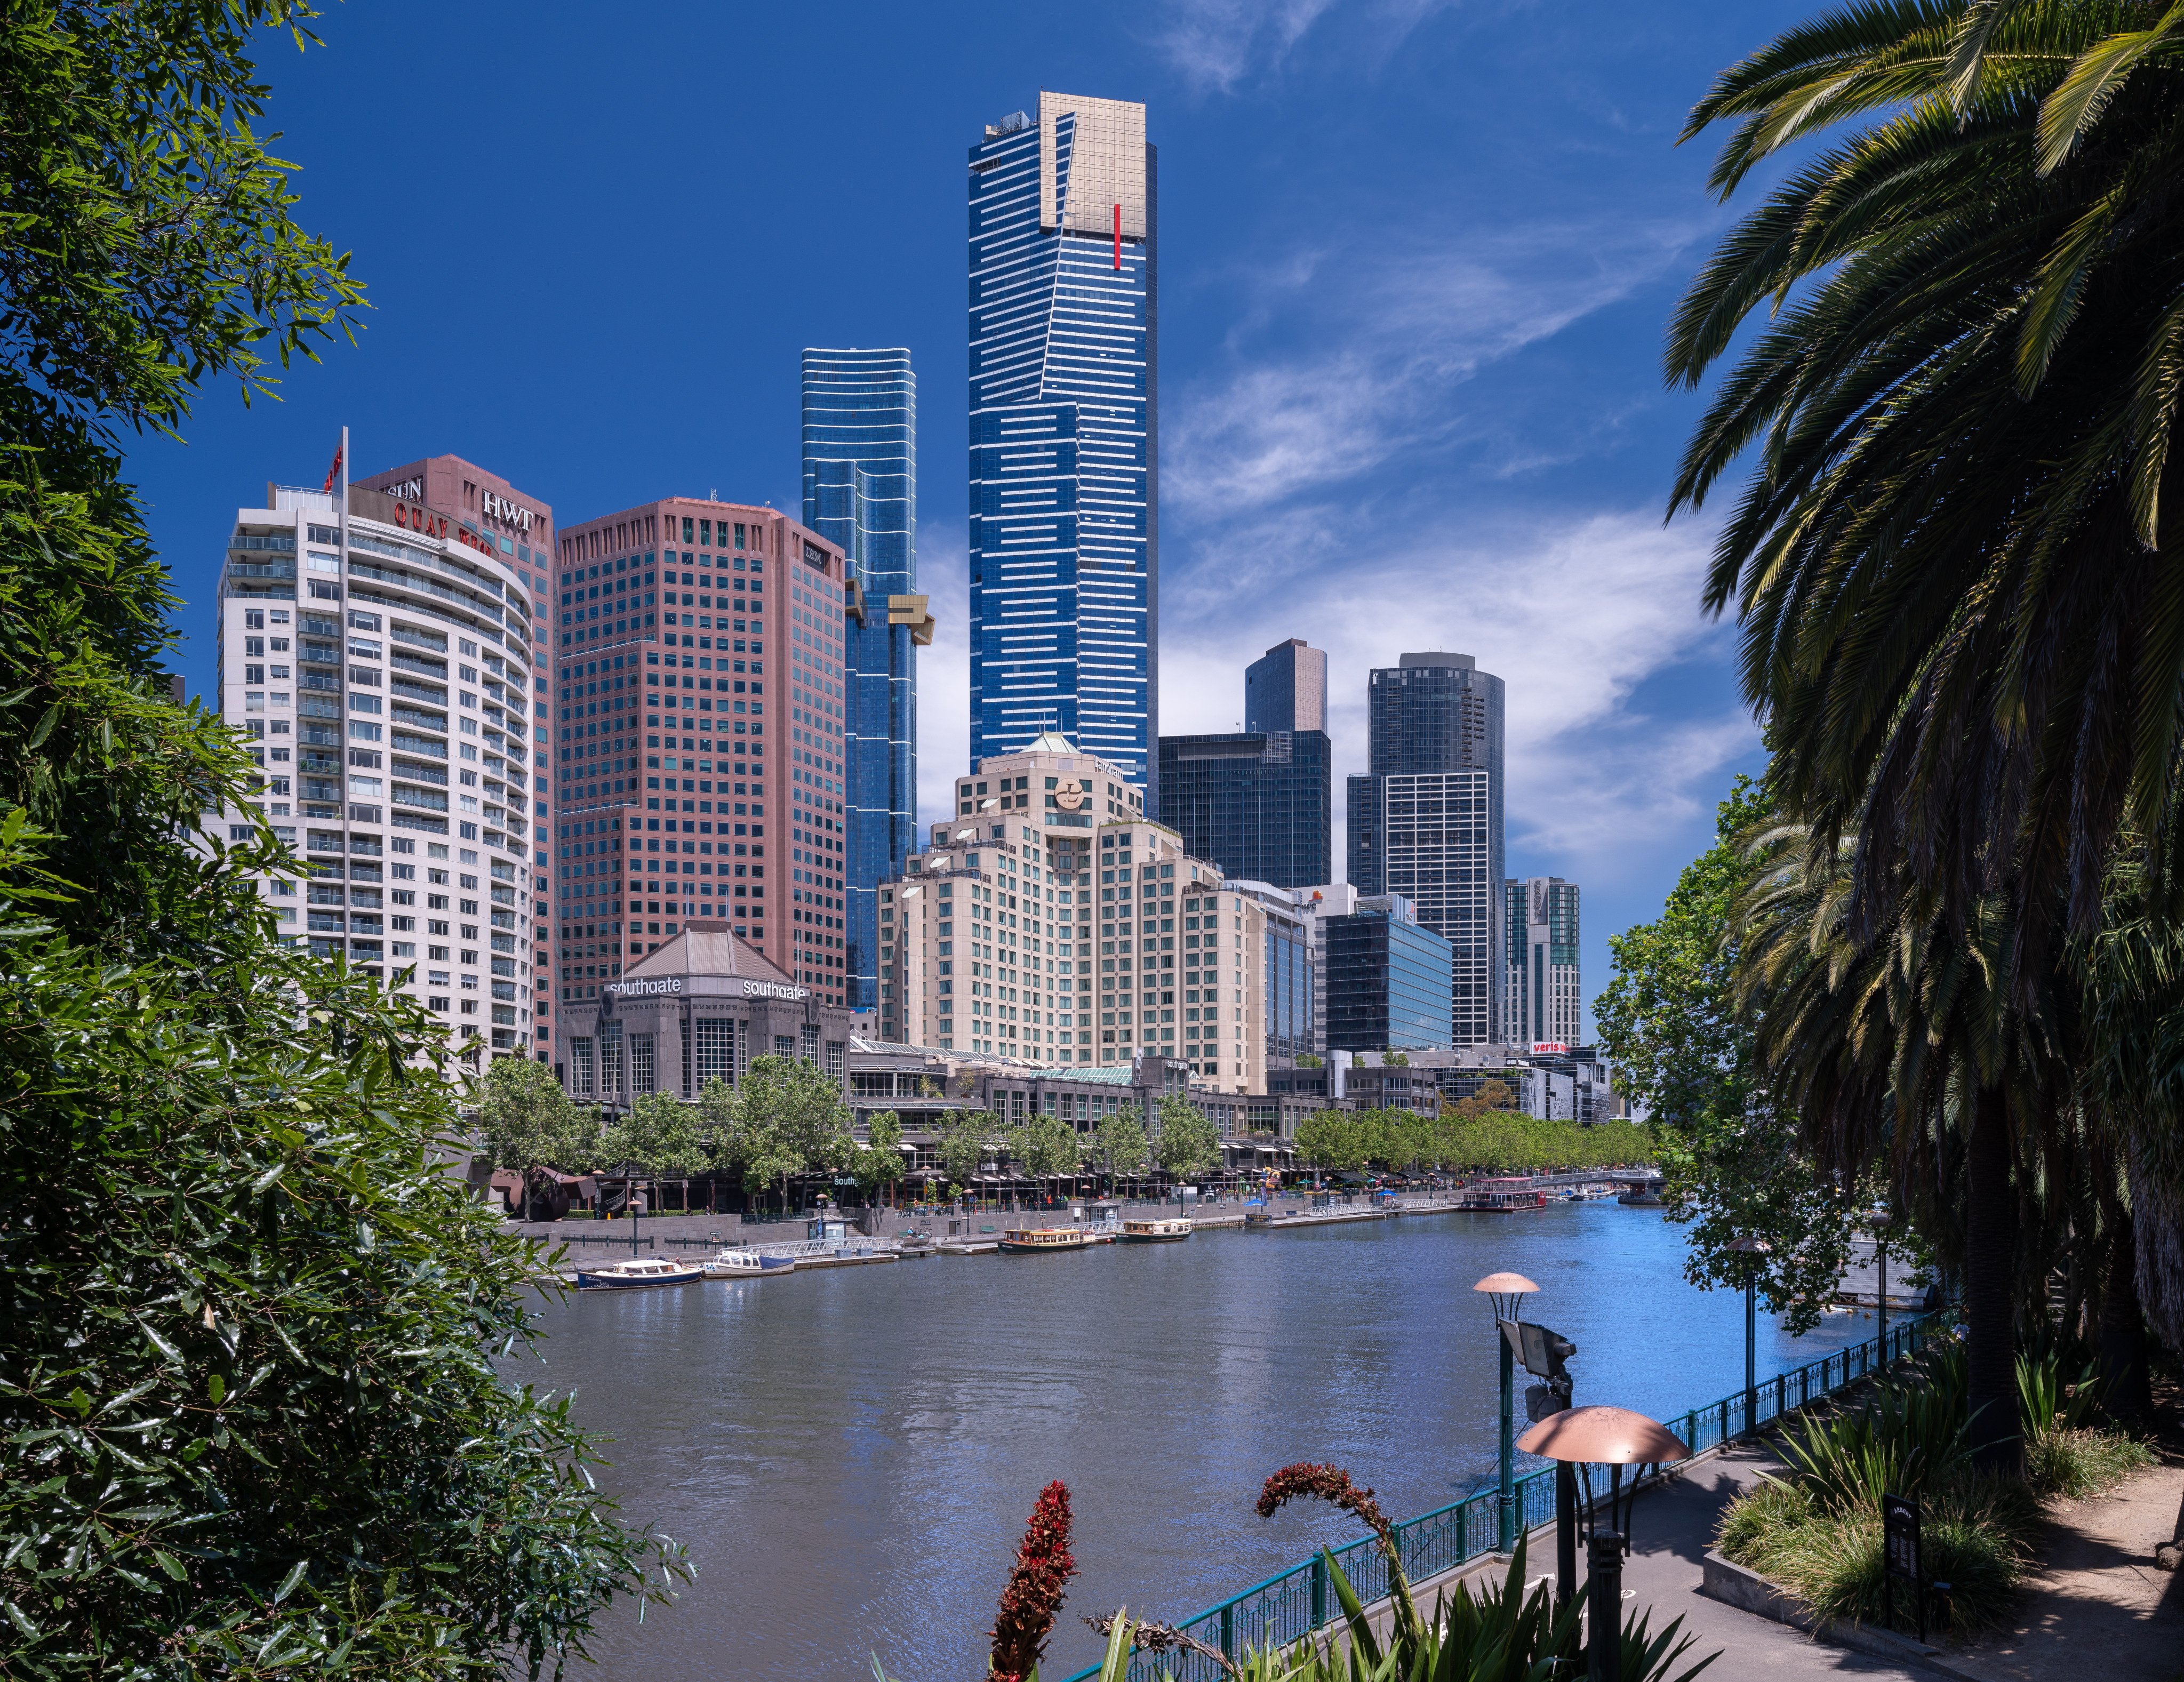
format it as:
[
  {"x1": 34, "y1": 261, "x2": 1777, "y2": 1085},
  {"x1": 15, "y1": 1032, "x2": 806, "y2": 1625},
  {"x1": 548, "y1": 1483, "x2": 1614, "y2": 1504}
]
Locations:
[{"x1": 2026, "y1": 1427, "x2": 2155, "y2": 1500}]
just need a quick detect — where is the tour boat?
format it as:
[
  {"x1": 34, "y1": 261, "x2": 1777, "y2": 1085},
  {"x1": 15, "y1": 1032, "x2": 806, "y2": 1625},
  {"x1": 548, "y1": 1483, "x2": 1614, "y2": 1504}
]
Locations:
[
  {"x1": 1118, "y1": 1217, "x2": 1193, "y2": 1243},
  {"x1": 997, "y1": 1226, "x2": 1093, "y2": 1254},
  {"x1": 702, "y1": 1249, "x2": 797, "y2": 1278},
  {"x1": 575, "y1": 1255, "x2": 706, "y2": 1290},
  {"x1": 1457, "y1": 1178, "x2": 1551, "y2": 1213}
]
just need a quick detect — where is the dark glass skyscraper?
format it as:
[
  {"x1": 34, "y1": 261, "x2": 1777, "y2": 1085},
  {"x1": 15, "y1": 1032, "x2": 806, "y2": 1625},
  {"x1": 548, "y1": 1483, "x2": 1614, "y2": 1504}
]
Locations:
[
  {"x1": 968, "y1": 93, "x2": 1158, "y2": 799},
  {"x1": 1245, "y1": 637, "x2": 1327, "y2": 733},
  {"x1": 1156, "y1": 730, "x2": 1331, "y2": 888},
  {"x1": 803, "y1": 348, "x2": 917, "y2": 1016},
  {"x1": 1346, "y1": 653, "x2": 1506, "y2": 1044},
  {"x1": 1323, "y1": 897, "x2": 1455, "y2": 1052}
]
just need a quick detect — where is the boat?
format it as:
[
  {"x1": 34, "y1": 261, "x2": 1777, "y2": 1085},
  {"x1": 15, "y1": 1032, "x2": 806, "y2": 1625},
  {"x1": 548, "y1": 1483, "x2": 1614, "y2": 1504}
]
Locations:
[
  {"x1": 1118, "y1": 1217, "x2": 1193, "y2": 1243},
  {"x1": 1617, "y1": 1178, "x2": 1666, "y2": 1207},
  {"x1": 576, "y1": 1255, "x2": 705, "y2": 1289},
  {"x1": 1245, "y1": 1205, "x2": 1389, "y2": 1229},
  {"x1": 1456, "y1": 1178, "x2": 1551, "y2": 1212},
  {"x1": 997, "y1": 1226, "x2": 1093, "y2": 1254},
  {"x1": 702, "y1": 1249, "x2": 796, "y2": 1278}
]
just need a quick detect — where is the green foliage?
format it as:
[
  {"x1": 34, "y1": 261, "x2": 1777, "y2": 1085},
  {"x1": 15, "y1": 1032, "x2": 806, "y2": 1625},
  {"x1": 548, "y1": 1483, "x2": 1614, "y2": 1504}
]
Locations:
[
  {"x1": 600, "y1": 1087, "x2": 710, "y2": 1179},
  {"x1": 710, "y1": 1054, "x2": 852, "y2": 1204},
  {"x1": 1082, "y1": 1106, "x2": 1147, "y2": 1189},
  {"x1": 477, "y1": 1052, "x2": 595, "y2": 1179},
  {"x1": 937, "y1": 1109, "x2": 1003, "y2": 1191},
  {"x1": 854, "y1": 1109, "x2": 907, "y2": 1200},
  {"x1": 1597, "y1": 780, "x2": 1862, "y2": 1332},
  {"x1": 1296, "y1": 1104, "x2": 1650, "y2": 1176},
  {"x1": 1153, "y1": 1095, "x2": 1221, "y2": 1179},
  {"x1": 0, "y1": 0, "x2": 366, "y2": 477},
  {"x1": 0, "y1": 4, "x2": 686, "y2": 1668},
  {"x1": 1009, "y1": 1112, "x2": 1080, "y2": 1182}
]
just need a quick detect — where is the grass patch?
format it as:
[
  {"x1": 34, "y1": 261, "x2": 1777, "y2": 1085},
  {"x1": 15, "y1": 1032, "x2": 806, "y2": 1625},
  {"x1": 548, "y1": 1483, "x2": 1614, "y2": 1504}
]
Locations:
[
  {"x1": 2026, "y1": 1425, "x2": 2155, "y2": 1500},
  {"x1": 1719, "y1": 1472, "x2": 2032, "y2": 1634}
]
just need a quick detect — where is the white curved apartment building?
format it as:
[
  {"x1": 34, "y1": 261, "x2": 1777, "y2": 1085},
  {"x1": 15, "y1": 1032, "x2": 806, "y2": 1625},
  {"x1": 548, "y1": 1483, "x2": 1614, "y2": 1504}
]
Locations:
[{"x1": 214, "y1": 457, "x2": 555, "y2": 1061}]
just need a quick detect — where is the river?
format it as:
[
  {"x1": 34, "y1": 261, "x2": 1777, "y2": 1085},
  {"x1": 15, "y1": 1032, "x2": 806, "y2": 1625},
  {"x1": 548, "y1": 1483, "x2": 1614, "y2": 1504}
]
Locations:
[{"x1": 516, "y1": 1202, "x2": 1876, "y2": 1681}]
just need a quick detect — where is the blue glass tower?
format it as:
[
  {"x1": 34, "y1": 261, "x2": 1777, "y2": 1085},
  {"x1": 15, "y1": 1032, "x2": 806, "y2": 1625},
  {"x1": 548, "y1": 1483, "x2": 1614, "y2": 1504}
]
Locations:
[
  {"x1": 803, "y1": 348, "x2": 917, "y2": 1016},
  {"x1": 968, "y1": 92, "x2": 1158, "y2": 802}
]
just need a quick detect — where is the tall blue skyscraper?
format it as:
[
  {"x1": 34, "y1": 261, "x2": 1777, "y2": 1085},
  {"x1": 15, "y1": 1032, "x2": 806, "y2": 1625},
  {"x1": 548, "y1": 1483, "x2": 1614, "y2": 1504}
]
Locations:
[
  {"x1": 803, "y1": 348, "x2": 919, "y2": 1018},
  {"x1": 968, "y1": 92, "x2": 1159, "y2": 802}
]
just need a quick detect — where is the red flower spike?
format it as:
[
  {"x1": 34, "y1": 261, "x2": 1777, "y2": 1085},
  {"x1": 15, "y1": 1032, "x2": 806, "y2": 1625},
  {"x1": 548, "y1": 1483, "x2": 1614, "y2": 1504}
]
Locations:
[{"x1": 989, "y1": 1480, "x2": 1079, "y2": 1682}]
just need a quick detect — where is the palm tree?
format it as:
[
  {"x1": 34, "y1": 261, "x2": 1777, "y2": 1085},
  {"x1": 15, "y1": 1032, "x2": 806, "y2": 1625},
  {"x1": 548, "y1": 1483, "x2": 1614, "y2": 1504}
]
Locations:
[
  {"x1": 1671, "y1": 0, "x2": 2184, "y2": 1457},
  {"x1": 1669, "y1": 3, "x2": 2184, "y2": 951}
]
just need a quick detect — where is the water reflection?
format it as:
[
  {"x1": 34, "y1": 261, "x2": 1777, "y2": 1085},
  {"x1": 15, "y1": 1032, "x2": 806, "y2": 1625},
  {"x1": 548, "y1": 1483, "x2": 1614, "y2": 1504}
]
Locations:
[{"x1": 516, "y1": 1203, "x2": 1874, "y2": 1681}]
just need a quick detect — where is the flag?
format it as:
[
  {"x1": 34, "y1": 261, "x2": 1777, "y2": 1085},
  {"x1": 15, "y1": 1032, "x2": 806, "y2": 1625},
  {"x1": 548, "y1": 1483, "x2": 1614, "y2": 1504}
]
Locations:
[{"x1": 322, "y1": 440, "x2": 343, "y2": 493}]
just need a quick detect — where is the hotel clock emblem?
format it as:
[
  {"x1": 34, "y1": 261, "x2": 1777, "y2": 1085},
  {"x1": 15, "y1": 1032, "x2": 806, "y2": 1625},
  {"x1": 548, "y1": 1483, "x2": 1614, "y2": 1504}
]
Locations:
[{"x1": 1055, "y1": 782, "x2": 1086, "y2": 811}]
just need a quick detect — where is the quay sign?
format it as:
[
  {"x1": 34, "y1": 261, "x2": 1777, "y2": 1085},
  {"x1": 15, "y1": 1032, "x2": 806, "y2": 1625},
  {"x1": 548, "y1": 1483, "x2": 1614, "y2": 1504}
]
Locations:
[
  {"x1": 741, "y1": 979, "x2": 808, "y2": 1002},
  {"x1": 606, "y1": 977, "x2": 682, "y2": 997}
]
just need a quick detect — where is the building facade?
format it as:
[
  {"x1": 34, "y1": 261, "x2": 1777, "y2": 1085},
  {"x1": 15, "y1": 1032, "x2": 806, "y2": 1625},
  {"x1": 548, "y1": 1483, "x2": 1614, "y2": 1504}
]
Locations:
[
  {"x1": 1155, "y1": 728, "x2": 1332, "y2": 888},
  {"x1": 1346, "y1": 653, "x2": 1507, "y2": 1045},
  {"x1": 1504, "y1": 876, "x2": 1581, "y2": 1050},
  {"x1": 217, "y1": 453, "x2": 552, "y2": 1060},
  {"x1": 548, "y1": 501, "x2": 852, "y2": 1070},
  {"x1": 1322, "y1": 895, "x2": 1456, "y2": 1053},
  {"x1": 881, "y1": 733, "x2": 1266, "y2": 1092},
  {"x1": 559, "y1": 924, "x2": 858, "y2": 1102},
  {"x1": 967, "y1": 93, "x2": 1159, "y2": 798},
  {"x1": 1245, "y1": 637, "x2": 1327, "y2": 734},
  {"x1": 802, "y1": 348, "x2": 920, "y2": 1022},
  {"x1": 1227, "y1": 880, "x2": 1317, "y2": 1068}
]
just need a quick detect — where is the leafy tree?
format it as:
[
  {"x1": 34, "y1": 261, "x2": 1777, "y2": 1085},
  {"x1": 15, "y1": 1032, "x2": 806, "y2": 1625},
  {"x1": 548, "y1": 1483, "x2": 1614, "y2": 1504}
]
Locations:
[
  {"x1": 722, "y1": 1053, "x2": 852, "y2": 1209},
  {"x1": 938, "y1": 1109, "x2": 1004, "y2": 1193},
  {"x1": 601, "y1": 1087, "x2": 710, "y2": 1183},
  {"x1": 1083, "y1": 1106, "x2": 1148, "y2": 1192},
  {"x1": 854, "y1": 1109, "x2": 907, "y2": 1204},
  {"x1": 1596, "y1": 781, "x2": 1860, "y2": 1332},
  {"x1": 477, "y1": 1052, "x2": 597, "y2": 1213},
  {"x1": 0, "y1": 2, "x2": 679, "y2": 1669},
  {"x1": 1010, "y1": 1112, "x2": 1081, "y2": 1184},
  {"x1": 1154, "y1": 1095, "x2": 1221, "y2": 1181}
]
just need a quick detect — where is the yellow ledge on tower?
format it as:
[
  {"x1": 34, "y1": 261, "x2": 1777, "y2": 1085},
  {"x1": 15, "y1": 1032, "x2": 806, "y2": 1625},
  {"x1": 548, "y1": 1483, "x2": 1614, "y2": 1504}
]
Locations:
[{"x1": 887, "y1": 594, "x2": 935, "y2": 646}]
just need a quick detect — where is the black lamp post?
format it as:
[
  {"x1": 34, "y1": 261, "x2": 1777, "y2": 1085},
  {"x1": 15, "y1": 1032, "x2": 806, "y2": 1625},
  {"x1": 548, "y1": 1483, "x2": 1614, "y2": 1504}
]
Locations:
[
  {"x1": 1474, "y1": 1270, "x2": 1540, "y2": 1553},
  {"x1": 1518, "y1": 1405, "x2": 1690, "y2": 1682},
  {"x1": 1725, "y1": 1236, "x2": 1771, "y2": 1433}
]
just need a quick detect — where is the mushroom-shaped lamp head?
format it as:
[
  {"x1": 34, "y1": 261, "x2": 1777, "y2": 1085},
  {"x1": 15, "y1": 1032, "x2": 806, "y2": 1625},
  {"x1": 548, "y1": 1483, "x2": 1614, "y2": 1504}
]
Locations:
[
  {"x1": 1517, "y1": 1405, "x2": 1689, "y2": 1465},
  {"x1": 1724, "y1": 1236, "x2": 1771, "y2": 1255},
  {"x1": 1474, "y1": 1271, "x2": 1539, "y2": 1322}
]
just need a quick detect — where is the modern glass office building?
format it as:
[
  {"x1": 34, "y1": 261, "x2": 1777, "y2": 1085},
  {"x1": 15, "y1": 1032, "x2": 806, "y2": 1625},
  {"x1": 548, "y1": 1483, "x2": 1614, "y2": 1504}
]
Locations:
[
  {"x1": 967, "y1": 92, "x2": 1158, "y2": 801},
  {"x1": 803, "y1": 348, "x2": 919, "y2": 1018},
  {"x1": 1156, "y1": 729, "x2": 1331, "y2": 888},
  {"x1": 1322, "y1": 897, "x2": 1455, "y2": 1053},
  {"x1": 1346, "y1": 653, "x2": 1506, "y2": 1045}
]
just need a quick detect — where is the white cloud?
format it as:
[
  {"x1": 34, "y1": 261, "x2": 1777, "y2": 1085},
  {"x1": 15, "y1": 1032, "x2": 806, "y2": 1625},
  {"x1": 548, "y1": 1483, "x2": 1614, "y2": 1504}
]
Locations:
[
  {"x1": 1167, "y1": 219, "x2": 1700, "y2": 515},
  {"x1": 1156, "y1": 508, "x2": 1754, "y2": 884},
  {"x1": 1151, "y1": 0, "x2": 1462, "y2": 93}
]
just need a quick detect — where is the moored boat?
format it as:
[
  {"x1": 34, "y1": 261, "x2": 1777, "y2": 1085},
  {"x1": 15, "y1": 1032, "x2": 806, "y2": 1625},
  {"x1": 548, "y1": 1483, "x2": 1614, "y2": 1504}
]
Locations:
[
  {"x1": 1118, "y1": 1217, "x2": 1192, "y2": 1243},
  {"x1": 997, "y1": 1226, "x2": 1093, "y2": 1254},
  {"x1": 702, "y1": 1249, "x2": 797, "y2": 1278},
  {"x1": 1456, "y1": 1177, "x2": 1551, "y2": 1212},
  {"x1": 576, "y1": 1255, "x2": 705, "y2": 1289}
]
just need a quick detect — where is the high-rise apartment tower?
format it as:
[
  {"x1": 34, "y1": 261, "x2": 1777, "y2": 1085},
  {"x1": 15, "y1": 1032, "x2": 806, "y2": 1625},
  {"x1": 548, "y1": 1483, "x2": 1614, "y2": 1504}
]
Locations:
[
  {"x1": 967, "y1": 93, "x2": 1158, "y2": 799},
  {"x1": 1246, "y1": 637, "x2": 1327, "y2": 733},
  {"x1": 1346, "y1": 652, "x2": 1506, "y2": 1045},
  {"x1": 217, "y1": 451, "x2": 554, "y2": 1062},
  {"x1": 803, "y1": 348, "x2": 922, "y2": 1023}
]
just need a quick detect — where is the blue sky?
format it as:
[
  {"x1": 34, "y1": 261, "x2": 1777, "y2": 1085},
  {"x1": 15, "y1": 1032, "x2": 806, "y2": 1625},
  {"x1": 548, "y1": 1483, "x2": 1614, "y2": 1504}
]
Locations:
[{"x1": 129, "y1": 0, "x2": 1812, "y2": 1036}]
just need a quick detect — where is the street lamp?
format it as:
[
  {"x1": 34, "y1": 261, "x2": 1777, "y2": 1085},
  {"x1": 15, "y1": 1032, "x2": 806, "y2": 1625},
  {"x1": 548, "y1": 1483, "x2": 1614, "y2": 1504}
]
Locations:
[
  {"x1": 1474, "y1": 1270, "x2": 1539, "y2": 1553},
  {"x1": 1724, "y1": 1236, "x2": 1771, "y2": 1433},
  {"x1": 1518, "y1": 1405, "x2": 1690, "y2": 1682},
  {"x1": 1869, "y1": 1208, "x2": 1892, "y2": 1358}
]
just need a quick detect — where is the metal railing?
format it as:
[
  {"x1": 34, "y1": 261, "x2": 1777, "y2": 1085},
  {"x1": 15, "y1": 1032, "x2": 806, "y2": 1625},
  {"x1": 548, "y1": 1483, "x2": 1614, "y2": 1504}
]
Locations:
[{"x1": 1057, "y1": 1312, "x2": 1940, "y2": 1682}]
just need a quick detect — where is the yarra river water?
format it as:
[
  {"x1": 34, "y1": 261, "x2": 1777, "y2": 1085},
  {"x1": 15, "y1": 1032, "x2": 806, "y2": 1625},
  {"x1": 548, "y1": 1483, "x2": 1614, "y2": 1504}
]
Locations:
[{"x1": 517, "y1": 1203, "x2": 1877, "y2": 1681}]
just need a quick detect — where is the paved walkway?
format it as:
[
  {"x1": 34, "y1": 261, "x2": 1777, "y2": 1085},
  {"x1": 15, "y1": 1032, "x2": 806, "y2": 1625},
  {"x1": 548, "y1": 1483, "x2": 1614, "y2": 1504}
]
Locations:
[{"x1": 1611, "y1": 1437, "x2": 2184, "y2": 1681}]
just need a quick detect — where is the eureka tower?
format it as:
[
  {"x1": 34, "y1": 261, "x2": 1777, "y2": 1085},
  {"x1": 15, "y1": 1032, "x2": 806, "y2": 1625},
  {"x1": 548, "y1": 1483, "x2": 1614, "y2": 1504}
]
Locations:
[{"x1": 967, "y1": 92, "x2": 1158, "y2": 802}]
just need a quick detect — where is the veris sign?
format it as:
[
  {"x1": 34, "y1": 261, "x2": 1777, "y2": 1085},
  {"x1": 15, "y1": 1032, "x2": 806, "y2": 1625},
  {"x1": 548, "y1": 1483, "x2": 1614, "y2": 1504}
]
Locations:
[{"x1": 1531, "y1": 1042, "x2": 1569, "y2": 1055}]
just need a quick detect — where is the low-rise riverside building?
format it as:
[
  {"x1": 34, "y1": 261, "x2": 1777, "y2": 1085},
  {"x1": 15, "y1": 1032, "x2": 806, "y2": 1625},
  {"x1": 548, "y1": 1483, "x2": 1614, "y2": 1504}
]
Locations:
[{"x1": 558, "y1": 922, "x2": 858, "y2": 1102}]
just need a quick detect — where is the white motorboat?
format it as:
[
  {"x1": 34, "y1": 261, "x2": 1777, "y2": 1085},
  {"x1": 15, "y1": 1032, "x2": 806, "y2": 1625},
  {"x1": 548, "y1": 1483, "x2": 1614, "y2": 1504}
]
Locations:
[
  {"x1": 702, "y1": 1249, "x2": 797, "y2": 1278},
  {"x1": 575, "y1": 1255, "x2": 705, "y2": 1290}
]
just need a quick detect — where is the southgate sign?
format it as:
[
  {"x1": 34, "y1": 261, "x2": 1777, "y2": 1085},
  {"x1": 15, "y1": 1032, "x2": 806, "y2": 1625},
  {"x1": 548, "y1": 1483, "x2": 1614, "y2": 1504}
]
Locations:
[
  {"x1": 598, "y1": 976, "x2": 809, "y2": 1002},
  {"x1": 741, "y1": 980, "x2": 808, "y2": 1002},
  {"x1": 606, "y1": 978, "x2": 681, "y2": 997}
]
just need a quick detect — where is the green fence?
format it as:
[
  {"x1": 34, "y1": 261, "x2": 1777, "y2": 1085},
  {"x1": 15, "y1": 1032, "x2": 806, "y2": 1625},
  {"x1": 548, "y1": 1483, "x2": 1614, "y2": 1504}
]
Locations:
[{"x1": 1057, "y1": 1312, "x2": 1940, "y2": 1682}]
